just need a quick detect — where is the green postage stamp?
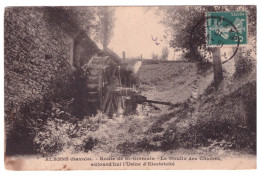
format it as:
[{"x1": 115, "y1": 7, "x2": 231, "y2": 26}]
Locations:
[{"x1": 206, "y1": 11, "x2": 247, "y2": 46}]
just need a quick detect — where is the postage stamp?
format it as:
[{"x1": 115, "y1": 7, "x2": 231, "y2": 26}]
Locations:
[
  {"x1": 4, "y1": 6, "x2": 256, "y2": 170},
  {"x1": 206, "y1": 11, "x2": 248, "y2": 46}
]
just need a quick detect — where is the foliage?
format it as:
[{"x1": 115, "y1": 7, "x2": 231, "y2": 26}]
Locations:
[
  {"x1": 8, "y1": 81, "x2": 255, "y2": 156},
  {"x1": 160, "y1": 47, "x2": 169, "y2": 60},
  {"x1": 45, "y1": 7, "x2": 97, "y2": 36},
  {"x1": 93, "y1": 7, "x2": 115, "y2": 50},
  {"x1": 45, "y1": 7, "x2": 115, "y2": 49},
  {"x1": 151, "y1": 53, "x2": 159, "y2": 60},
  {"x1": 34, "y1": 118, "x2": 73, "y2": 154},
  {"x1": 157, "y1": 6, "x2": 207, "y2": 61},
  {"x1": 5, "y1": 94, "x2": 76, "y2": 155},
  {"x1": 157, "y1": 6, "x2": 256, "y2": 62},
  {"x1": 34, "y1": 110, "x2": 109, "y2": 154},
  {"x1": 83, "y1": 81, "x2": 256, "y2": 154},
  {"x1": 234, "y1": 51, "x2": 254, "y2": 78}
]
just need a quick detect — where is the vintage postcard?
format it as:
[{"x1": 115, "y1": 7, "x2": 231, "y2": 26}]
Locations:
[{"x1": 4, "y1": 6, "x2": 256, "y2": 170}]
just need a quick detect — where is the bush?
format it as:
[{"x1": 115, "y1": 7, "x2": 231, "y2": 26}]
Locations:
[
  {"x1": 196, "y1": 61, "x2": 212, "y2": 76},
  {"x1": 234, "y1": 55, "x2": 254, "y2": 78},
  {"x1": 34, "y1": 117, "x2": 76, "y2": 154},
  {"x1": 5, "y1": 99, "x2": 51, "y2": 156},
  {"x1": 33, "y1": 111, "x2": 109, "y2": 154},
  {"x1": 5, "y1": 97, "x2": 79, "y2": 155}
]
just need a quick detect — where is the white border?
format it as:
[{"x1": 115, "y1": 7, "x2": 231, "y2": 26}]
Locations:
[{"x1": 1, "y1": 1, "x2": 259, "y2": 178}]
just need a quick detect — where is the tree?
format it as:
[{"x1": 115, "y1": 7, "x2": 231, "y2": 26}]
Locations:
[
  {"x1": 46, "y1": 7, "x2": 98, "y2": 36},
  {"x1": 152, "y1": 53, "x2": 159, "y2": 60},
  {"x1": 157, "y1": 5, "x2": 256, "y2": 87},
  {"x1": 157, "y1": 6, "x2": 213, "y2": 62},
  {"x1": 46, "y1": 7, "x2": 115, "y2": 52},
  {"x1": 157, "y1": 6, "x2": 223, "y2": 87},
  {"x1": 93, "y1": 7, "x2": 115, "y2": 51},
  {"x1": 160, "y1": 47, "x2": 169, "y2": 60}
]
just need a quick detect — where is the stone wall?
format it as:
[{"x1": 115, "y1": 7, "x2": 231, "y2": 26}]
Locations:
[{"x1": 4, "y1": 7, "x2": 76, "y2": 114}]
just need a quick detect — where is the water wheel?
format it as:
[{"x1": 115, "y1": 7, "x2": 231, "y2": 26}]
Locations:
[{"x1": 84, "y1": 56, "x2": 124, "y2": 116}]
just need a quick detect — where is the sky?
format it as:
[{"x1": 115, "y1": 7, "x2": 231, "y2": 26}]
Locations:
[{"x1": 107, "y1": 7, "x2": 170, "y2": 59}]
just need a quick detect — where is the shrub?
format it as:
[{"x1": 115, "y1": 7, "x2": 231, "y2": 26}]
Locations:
[
  {"x1": 33, "y1": 111, "x2": 109, "y2": 154},
  {"x1": 234, "y1": 55, "x2": 254, "y2": 78},
  {"x1": 34, "y1": 118, "x2": 76, "y2": 154},
  {"x1": 5, "y1": 99, "x2": 50, "y2": 156},
  {"x1": 196, "y1": 61, "x2": 212, "y2": 76}
]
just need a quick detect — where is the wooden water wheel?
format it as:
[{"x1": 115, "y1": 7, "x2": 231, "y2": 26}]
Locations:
[{"x1": 83, "y1": 56, "x2": 125, "y2": 116}]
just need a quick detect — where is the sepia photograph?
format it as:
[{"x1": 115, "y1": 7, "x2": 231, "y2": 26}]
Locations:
[{"x1": 4, "y1": 5, "x2": 256, "y2": 170}]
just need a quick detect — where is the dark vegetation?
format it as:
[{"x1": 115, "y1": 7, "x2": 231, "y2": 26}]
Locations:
[
  {"x1": 5, "y1": 6, "x2": 256, "y2": 157},
  {"x1": 119, "y1": 56, "x2": 256, "y2": 155},
  {"x1": 234, "y1": 54, "x2": 254, "y2": 78},
  {"x1": 114, "y1": 82, "x2": 256, "y2": 154},
  {"x1": 158, "y1": 5, "x2": 256, "y2": 63},
  {"x1": 5, "y1": 64, "x2": 138, "y2": 156},
  {"x1": 5, "y1": 53, "x2": 256, "y2": 157}
]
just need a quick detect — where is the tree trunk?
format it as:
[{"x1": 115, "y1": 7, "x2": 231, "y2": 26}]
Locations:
[
  {"x1": 233, "y1": 46, "x2": 241, "y2": 65},
  {"x1": 212, "y1": 47, "x2": 223, "y2": 89},
  {"x1": 103, "y1": 8, "x2": 109, "y2": 52}
]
